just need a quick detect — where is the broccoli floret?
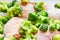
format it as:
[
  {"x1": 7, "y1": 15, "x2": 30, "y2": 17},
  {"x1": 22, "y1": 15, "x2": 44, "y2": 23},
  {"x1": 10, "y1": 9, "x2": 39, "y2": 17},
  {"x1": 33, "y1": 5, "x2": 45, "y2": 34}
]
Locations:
[
  {"x1": 0, "y1": 25, "x2": 3, "y2": 34},
  {"x1": 34, "y1": 2, "x2": 44, "y2": 12},
  {"x1": 0, "y1": 15, "x2": 8, "y2": 24},
  {"x1": 39, "y1": 24, "x2": 48, "y2": 32},
  {"x1": 54, "y1": 20, "x2": 60, "y2": 24},
  {"x1": 11, "y1": 0, "x2": 17, "y2": 6},
  {"x1": 35, "y1": 16, "x2": 49, "y2": 28},
  {"x1": 49, "y1": 24, "x2": 56, "y2": 32},
  {"x1": 0, "y1": 4, "x2": 8, "y2": 13},
  {"x1": 0, "y1": 21, "x2": 3, "y2": 34},
  {"x1": 20, "y1": 34, "x2": 36, "y2": 40},
  {"x1": 56, "y1": 24, "x2": 60, "y2": 31},
  {"x1": 0, "y1": 34, "x2": 4, "y2": 40},
  {"x1": 48, "y1": 18, "x2": 55, "y2": 25},
  {"x1": 5, "y1": 2, "x2": 12, "y2": 8},
  {"x1": 19, "y1": 21, "x2": 37, "y2": 40},
  {"x1": 6, "y1": 2, "x2": 21, "y2": 19},
  {"x1": 35, "y1": 18, "x2": 42, "y2": 28},
  {"x1": 52, "y1": 34, "x2": 60, "y2": 40},
  {"x1": 55, "y1": 3, "x2": 60, "y2": 9},
  {"x1": 0, "y1": 21, "x2": 3, "y2": 26},
  {"x1": 20, "y1": 21, "x2": 38, "y2": 34},
  {"x1": 21, "y1": 0, "x2": 29, "y2": 5},
  {"x1": 38, "y1": 10, "x2": 48, "y2": 17},
  {"x1": 0, "y1": 2, "x2": 4, "y2": 4},
  {"x1": 28, "y1": 12, "x2": 38, "y2": 22},
  {"x1": 39, "y1": 16, "x2": 49, "y2": 23}
]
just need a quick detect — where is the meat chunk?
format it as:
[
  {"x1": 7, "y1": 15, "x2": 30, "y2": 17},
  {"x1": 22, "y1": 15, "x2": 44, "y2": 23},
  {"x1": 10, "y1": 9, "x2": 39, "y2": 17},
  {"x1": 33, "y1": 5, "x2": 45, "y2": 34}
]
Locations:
[
  {"x1": 4, "y1": 17, "x2": 24, "y2": 37},
  {"x1": 35, "y1": 30, "x2": 52, "y2": 40},
  {"x1": 44, "y1": 4, "x2": 60, "y2": 20}
]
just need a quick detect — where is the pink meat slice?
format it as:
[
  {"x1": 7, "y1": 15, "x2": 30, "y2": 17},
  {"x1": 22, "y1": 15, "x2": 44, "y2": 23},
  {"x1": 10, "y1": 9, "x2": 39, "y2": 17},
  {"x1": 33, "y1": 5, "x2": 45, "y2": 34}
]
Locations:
[
  {"x1": 4, "y1": 17, "x2": 24, "y2": 37},
  {"x1": 35, "y1": 30, "x2": 52, "y2": 40},
  {"x1": 44, "y1": 4, "x2": 60, "y2": 20},
  {"x1": 35, "y1": 29, "x2": 60, "y2": 40},
  {"x1": 19, "y1": 1, "x2": 35, "y2": 18}
]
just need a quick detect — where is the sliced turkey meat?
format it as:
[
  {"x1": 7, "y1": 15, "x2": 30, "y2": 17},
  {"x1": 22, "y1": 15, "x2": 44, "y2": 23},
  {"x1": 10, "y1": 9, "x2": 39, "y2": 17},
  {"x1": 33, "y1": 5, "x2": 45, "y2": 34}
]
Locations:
[
  {"x1": 35, "y1": 30, "x2": 52, "y2": 40},
  {"x1": 19, "y1": 1, "x2": 35, "y2": 18},
  {"x1": 44, "y1": 4, "x2": 60, "y2": 20},
  {"x1": 4, "y1": 17, "x2": 24, "y2": 37}
]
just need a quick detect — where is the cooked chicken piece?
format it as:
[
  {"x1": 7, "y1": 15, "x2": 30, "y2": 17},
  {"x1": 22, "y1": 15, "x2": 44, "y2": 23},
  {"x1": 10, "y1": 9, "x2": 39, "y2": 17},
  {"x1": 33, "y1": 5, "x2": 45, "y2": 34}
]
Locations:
[
  {"x1": 44, "y1": 4, "x2": 60, "y2": 20},
  {"x1": 35, "y1": 29, "x2": 60, "y2": 40},
  {"x1": 4, "y1": 17, "x2": 24, "y2": 37}
]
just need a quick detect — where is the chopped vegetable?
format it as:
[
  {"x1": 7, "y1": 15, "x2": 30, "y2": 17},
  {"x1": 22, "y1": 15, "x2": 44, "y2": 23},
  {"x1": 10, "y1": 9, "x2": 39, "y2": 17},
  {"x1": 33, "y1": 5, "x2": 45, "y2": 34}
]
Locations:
[
  {"x1": 38, "y1": 10, "x2": 48, "y2": 17},
  {"x1": 54, "y1": 20, "x2": 60, "y2": 24},
  {"x1": 0, "y1": 2, "x2": 4, "y2": 5},
  {"x1": 0, "y1": 34, "x2": 4, "y2": 40},
  {"x1": 19, "y1": 21, "x2": 38, "y2": 40},
  {"x1": 55, "y1": 3, "x2": 60, "y2": 9},
  {"x1": 0, "y1": 4, "x2": 8, "y2": 13},
  {"x1": 20, "y1": 21, "x2": 38, "y2": 34},
  {"x1": 0, "y1": 21, "x2": 3, "y2": 26},
  {"x1": 0, "y1": 15, "x2": 8, "y2": 24},
  {"x1": 5, "y1": 2, "x2": 12, "y2": 8},
  {"x1": 39, "y1": 24, "x2": 48, "y2": 32},
  {"x1": 20, "y1": 34, "x2": 36, "y2": 40},
  {"x1": 39, "y1": 16, "x2": 49, "y2": 23},
  {"x1": 34, "y1": 2, "x2": 44, "y2": 12},
  {"x1": 49, "y1": 24, "x2": 56, "y2": 32},
  {"x1": 56, "y1": 24, "x2": 60, "y2": 31},
  {"x1": 0, "y1": 21, "x2": 3, "y2": 34},
  {"x1": 28, "y1": 12, "x2": 38, "y2": 22},
  {"x1": 21, "y1": 0, "x2": 29, "y2": 5},
  {"x1": 0, "y1": 25, "x2": 3, "y2": 34},
  {"x1": 6, "y1": 2, "x2": 21, "y2": 19},
  {"x1": 11, "y1": 0, "x2": 17, "y2": 6},
  {"x1": 52, "y1": 34, "x2": 60, "y2": 40}
]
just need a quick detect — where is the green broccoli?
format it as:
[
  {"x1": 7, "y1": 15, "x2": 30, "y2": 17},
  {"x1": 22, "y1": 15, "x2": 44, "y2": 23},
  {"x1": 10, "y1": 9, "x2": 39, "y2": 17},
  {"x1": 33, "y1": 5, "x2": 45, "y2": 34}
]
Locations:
[
  {"x1": 38, "y1": 10, "x2": 48, "y2": 17},
  {"x1": 0, "y1": 4, "x2": 8, "y2": 13},
  {"x1": 0, "y1": 15, "x2": 8, "y2": 24},
  {"x1": 54, "y1": 20, "x2": 60, "y2": 24},
  {"x1": 6, "y1": 2, "x2": 21, "y2": 19},
  {"x1": 48, "y1": 18, "x2": 55, "y2": 25},
  {"x1": 28, "y1": 12, "x2": 38, "y2": 22},
  {"x1": 21, "y1": 0, "x2": 29, "y2": 5},
  {"x1": 49, "y1": 24, "x2": 56, "y2": 32},
  {"x1": 0, "y1": 34, "x2": 4, "y2": 40},
  {"x1": 34, "y1": 2, "x2": 44, "y2": 12},
  {"x1": 35, "y1": 18, "x2": 41, "y2": 28},
  {"x1": 0, "y1": 25, "x2": 3, "y2": 34},
  {"x1": 19, "y1": 21, "x2": 37, "y2": 40},
  {"x1": 20, "y1": 34, "x2": 36, "y2": 40},
  {"x1": 0, "y1": 21, "x2": 4, "y2": 34},
  {"x1": 55, "y1": 3, "x2": 60, "y2": 9},
  {"x1": 11, "y1": 0, "x2": 17, "y2": 6},
  {"x1": 56, "y1": 24, "x2": 60, "y2": 31},
  {"x1": 39, "y1": 24, "x2": 48, "y2": 32},
  {"x1": 52, "y1": 34, "x2": 60, "y2": 40},
  {"x1": 20, "y1": 21, "x2": 38, "y2": 34},
  {"x1": 5, "y1": 2, "x2": 12, "y2": 8},
  {"x1": 0, "y1": 21, "x2": 3, "y2": 26},
  {"x1": 39, "y1": 16, "x2": 49, "y2": 23},
  {"x1": 35, "y1": 16, "x2": 49, "y2": 28},
  {"x1": 0, "y1": 2, "x2": 4, "y2": 5}
]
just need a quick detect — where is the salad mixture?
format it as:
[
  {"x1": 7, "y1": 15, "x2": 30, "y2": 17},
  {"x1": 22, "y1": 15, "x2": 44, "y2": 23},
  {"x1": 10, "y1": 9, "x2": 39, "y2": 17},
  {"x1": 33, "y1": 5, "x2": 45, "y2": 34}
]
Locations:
[{"x1": 0, "y1": 0, "x2": 60, "y2": 40}]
